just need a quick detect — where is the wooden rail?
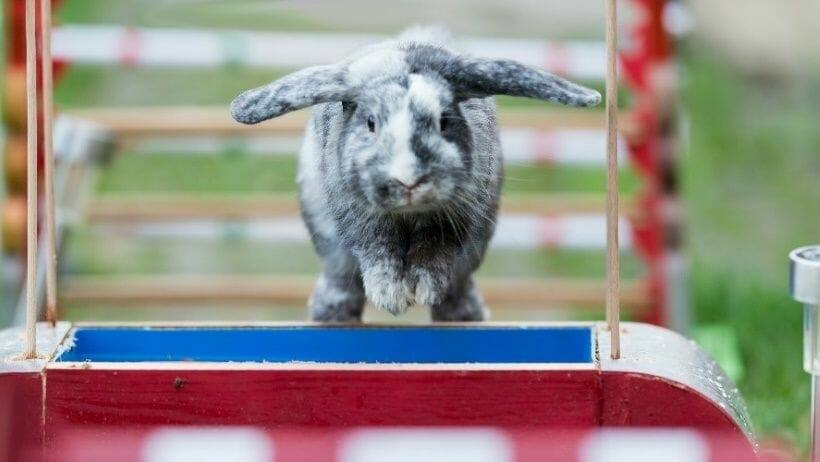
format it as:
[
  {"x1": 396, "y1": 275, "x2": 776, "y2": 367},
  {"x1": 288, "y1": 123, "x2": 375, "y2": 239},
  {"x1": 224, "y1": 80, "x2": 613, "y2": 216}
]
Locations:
[
  {"x1": 63, "y1": 106, "x2": 641, "y2": 140},
  {"x1": 59, "y1": 275, "x2": 650, "y2": 310},
  {"x1": 84, "y1": 193, "x2": 639, "y2": 222}
]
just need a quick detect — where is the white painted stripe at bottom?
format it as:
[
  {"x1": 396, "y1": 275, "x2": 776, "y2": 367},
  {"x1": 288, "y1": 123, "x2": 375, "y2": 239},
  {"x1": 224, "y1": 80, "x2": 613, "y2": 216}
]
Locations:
[
  {"x1": 579, "y1": 429, "x2": 710, "y2": 462},
  {"x1": 338, "y1": 429, "x2": 513, "y2": 462},
  {"x1": 142, "y1": 427, "x2": 274, "y2": 462}
]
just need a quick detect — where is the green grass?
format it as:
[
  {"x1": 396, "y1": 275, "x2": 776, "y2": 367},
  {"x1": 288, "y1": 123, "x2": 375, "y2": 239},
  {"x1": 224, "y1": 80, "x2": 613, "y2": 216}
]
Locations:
[{"x1": 683, "y1": 47, "x2": 820, "y2": 448}]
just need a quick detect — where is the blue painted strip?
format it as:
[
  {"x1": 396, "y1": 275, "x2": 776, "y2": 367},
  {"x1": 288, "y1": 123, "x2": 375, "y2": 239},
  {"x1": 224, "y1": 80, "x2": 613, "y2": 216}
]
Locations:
[{"x1": 56, "y1": 326, "x2": 593, "y2": 364}]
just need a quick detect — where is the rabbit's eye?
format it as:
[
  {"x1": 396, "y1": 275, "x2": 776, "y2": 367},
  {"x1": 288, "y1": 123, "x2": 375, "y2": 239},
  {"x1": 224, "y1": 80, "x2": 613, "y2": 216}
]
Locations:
[
  {"x1": 439, "y1": 115, "x2": 449, "y2": 132},
  {"x1": 367, "y1": 115, "x2": 376, "y2": 133}
]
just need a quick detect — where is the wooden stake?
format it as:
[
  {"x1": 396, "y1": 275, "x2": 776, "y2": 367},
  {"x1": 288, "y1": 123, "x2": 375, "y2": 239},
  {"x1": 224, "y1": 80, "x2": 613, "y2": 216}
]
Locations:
[
  {"x1": 23, "y1": 0, "x2": 38, "y2": 359},
  {"x1": 605, "y1": 0, "x2": 621, "y2": 359},
  {"x1": 42, "y1": 0, "x2": 58, "y2": 325}
]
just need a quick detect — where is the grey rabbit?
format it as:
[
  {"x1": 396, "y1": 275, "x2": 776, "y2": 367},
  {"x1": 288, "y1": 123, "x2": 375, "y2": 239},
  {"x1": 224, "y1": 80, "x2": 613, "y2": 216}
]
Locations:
[{"x1": 230, "y1": 27, "x2": 600, "y2": 322}]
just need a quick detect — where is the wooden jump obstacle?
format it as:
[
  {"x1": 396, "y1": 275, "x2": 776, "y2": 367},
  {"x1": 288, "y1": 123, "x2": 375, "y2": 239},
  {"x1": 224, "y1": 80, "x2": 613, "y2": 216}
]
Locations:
[{"x1": 0, "y1": 322, "x2": 755, "y2": 456}]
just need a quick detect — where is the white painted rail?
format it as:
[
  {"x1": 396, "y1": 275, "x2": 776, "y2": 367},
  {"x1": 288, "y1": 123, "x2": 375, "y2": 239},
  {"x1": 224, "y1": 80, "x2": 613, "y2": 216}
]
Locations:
[
  {"x1": 127, "y1": 128, "x2": 628, "y2": 167},
  {"x1": 52, "y1": 25, "x2": 607, "y2": 79},
  {"x1": 88, "y1": 214, "x2": 633, "y2": 251}
]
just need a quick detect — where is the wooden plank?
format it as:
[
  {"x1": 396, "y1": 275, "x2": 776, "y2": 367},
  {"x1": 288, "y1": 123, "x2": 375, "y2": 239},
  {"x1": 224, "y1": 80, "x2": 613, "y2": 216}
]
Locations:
[
  {"x1": 84, "y1": 215, "x2": 635, "y2": 251},
  {"x1": 117, "y1": 129, "x2": 633, "y2": 168},
  {"x1": 598, "y1": 323, "x2": 754, "y2": 438},
  {"x1": 87, "y1": 194, "x2": 301, "y2": 221},
  {"x1": 601, "y1": 372, "x2": 746, "y2": 431},
  {"x1": 58, "y1": 275, "x2": 650, "y2": 309},
  {"x1": 0, "y1": 372, "x2": 44, "y2": 457},
  {"x1": 31, "y1": 323, "x2": 751, "y2": 449},
  {"x1": 38, "y1": 323, "x2": 749, "y2": 440},
  {"x1": 84, "y1": 193, "x2": 639, "y2": 222},
  {"x1": 65, "y1": 106, "x2": 308, "y2": 137},
  {"x1": 44, "y1": 369, "x2": 600, "y2": 431},
  {"x1": 63, "y1": 106, "x2": 640, "y2": 140},
  {"x1": 0, "y1": 322, "x2": 73, "y2": 373}
]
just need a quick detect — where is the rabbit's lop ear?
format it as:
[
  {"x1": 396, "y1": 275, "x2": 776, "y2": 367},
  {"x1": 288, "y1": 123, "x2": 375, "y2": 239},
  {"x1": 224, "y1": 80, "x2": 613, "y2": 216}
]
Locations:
[
  {"x1": 444, "y1": 57, "x2": 601, "y2": 107},
  {"x1": 231, "y1": 64, "x2": 353, "y2": 125}
]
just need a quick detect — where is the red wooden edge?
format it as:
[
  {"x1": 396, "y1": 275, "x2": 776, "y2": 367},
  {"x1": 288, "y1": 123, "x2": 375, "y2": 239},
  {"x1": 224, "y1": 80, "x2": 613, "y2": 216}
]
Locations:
[
  {"x1": 0, "y1": 372, "x2": 43, "y2": 462},
  {"x1": 40, "y1": 368, "x2": 750, "y2": 442}
]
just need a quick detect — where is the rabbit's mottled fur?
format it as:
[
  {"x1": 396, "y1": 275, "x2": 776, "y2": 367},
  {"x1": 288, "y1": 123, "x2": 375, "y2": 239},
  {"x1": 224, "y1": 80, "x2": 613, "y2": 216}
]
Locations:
[{"x1": 231, "y1": 28, "x2": 600, "y2": 322}]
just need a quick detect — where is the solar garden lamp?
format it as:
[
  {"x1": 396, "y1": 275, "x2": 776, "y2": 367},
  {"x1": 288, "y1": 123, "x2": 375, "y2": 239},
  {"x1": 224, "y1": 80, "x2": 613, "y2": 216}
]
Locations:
[{"x1": 790, "y1": 245, "x2": 820, "y2": 461}]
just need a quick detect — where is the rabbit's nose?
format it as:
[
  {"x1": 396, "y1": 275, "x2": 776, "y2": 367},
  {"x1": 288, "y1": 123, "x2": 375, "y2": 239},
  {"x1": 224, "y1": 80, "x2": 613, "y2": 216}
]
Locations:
[{"x1": 393, "y1": 175, "x2": 429, "y2": 191}]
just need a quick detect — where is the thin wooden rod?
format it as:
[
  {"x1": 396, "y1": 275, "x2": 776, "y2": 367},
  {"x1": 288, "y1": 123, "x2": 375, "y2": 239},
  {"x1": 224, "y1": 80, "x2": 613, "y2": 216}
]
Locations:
[
  {"x1": 23, "y1": 0, "x2": 38, "y2": 359},
  {"x1": 605, "y1": 0, "x2": 621, "y2": 359},
  {"x1": 41, "y1": 0, "x2": 58, "y2": 325}
]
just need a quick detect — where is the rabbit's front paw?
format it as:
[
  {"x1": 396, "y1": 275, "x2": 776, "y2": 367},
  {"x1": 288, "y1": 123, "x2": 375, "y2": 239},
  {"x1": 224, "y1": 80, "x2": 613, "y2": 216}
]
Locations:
[
  {"x1": 362, "y1": 264, "x2": 414, "y2": 316},
  {"x1": 412, "y1": 268, "x2": 447, "y2": 307}
]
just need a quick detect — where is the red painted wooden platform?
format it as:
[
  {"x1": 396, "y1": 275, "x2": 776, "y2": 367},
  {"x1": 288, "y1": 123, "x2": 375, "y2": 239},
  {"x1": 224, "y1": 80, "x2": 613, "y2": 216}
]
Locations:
[{"x1": 0, "y1": 321, "x2": 754, "y2": 457}]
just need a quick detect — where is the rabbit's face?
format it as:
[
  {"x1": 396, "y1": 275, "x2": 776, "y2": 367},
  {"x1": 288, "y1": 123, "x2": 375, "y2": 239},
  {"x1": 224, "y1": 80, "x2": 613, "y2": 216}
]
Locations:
[
  {"x1": 231, "y1": 40, "x2": 601, "y2": 211},
  {"x1": 342, "y1": 73, "x2": 469, "y2": 212}
]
